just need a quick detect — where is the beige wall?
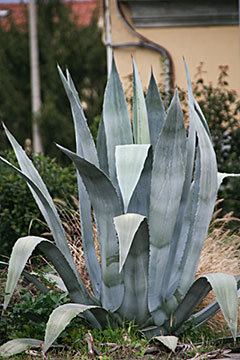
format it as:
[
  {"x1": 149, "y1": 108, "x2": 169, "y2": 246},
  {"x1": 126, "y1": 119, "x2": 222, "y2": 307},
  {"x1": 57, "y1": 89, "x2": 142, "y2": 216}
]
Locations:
[{"x1": 107, "y1": 0, "x2": 240, "y2": 95}]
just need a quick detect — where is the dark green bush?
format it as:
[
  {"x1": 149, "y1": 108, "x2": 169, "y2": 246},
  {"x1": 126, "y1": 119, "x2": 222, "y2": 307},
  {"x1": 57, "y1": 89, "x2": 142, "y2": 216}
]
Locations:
[
  {"x1": 0, "y1": 290, "x2": 68, "y2": 343},
  {"x1": 0, "y1": 0, "x2": 106, "y2": 163},
  {"x1": 0, "y1": 149, "x2": 77, "y2": 255},
  {"x1": 0, "y1": 281, "x2": 86, "y2": 346}
]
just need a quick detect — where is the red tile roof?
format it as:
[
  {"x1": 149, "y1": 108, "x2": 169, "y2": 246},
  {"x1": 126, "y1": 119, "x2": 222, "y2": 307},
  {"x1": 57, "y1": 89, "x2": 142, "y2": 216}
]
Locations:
[
  {"x1": 0, "y1": 3, "x2": 27, "y2": 28},
  {"x1": 70, "y1": 1, "x2": 98, "y2": 26},
  {"x1": 0, "y1": 0, "x2": 99, "y2": 29}
]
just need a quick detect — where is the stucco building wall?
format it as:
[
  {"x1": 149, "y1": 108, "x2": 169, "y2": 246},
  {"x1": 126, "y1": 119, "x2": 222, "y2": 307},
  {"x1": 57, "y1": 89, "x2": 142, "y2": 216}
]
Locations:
[{"x1": 106, "y1": 0, "x2": 240, "y2": 94}]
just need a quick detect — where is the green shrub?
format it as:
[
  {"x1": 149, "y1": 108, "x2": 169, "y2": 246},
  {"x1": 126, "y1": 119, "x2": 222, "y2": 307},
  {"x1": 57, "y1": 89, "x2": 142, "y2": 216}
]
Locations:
[
  {"x1": 0, "y1": 150, "x2": 77, "y2": 255},
  {"x1": 0, "y1": 290, "x2": 67, "y2": 343}
]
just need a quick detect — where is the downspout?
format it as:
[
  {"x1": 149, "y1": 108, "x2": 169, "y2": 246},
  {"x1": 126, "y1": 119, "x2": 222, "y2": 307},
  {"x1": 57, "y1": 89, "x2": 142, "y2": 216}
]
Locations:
[{"x1": 103, "y1": 0, "x2": 174, "y2": 93}]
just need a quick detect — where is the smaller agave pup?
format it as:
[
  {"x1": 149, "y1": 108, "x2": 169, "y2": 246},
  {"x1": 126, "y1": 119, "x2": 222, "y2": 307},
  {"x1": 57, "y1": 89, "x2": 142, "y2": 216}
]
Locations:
[{"x1": 0, "y1": 57, "x2": 239, "y2": 357}]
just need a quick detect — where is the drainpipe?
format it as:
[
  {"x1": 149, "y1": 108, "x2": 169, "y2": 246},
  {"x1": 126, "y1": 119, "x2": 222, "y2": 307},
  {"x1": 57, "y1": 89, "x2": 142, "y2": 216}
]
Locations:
[
  {"x1": 102, "y1": 0, "x2": 174, "y2": 96},
  {"x1": 115, "y1": 0, "x2": 174, "y2": 94}
]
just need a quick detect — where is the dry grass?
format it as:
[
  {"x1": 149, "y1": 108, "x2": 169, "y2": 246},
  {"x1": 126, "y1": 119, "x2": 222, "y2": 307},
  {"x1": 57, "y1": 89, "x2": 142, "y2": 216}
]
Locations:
[{"x1": 53, "y1": 197, "x2": 99, "y2": 294}]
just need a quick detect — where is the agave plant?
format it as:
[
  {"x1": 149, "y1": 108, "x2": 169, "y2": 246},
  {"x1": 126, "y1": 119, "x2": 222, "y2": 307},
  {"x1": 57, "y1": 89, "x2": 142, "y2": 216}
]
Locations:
[{"x1": 0, "y1": 57, "x2": 239, "y2": 357}]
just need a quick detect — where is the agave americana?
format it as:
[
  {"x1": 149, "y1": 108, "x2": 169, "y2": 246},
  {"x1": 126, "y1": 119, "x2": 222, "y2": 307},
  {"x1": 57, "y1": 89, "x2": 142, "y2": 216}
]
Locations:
[{"x1": 0, "y1": 57, "x2": 239, "y2": 357}]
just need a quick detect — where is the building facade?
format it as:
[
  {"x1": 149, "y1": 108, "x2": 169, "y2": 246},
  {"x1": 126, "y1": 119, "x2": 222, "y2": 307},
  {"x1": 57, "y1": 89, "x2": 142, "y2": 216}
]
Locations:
[{"x1": 102, "y1": 0, "x2": 240, "y2": 94}]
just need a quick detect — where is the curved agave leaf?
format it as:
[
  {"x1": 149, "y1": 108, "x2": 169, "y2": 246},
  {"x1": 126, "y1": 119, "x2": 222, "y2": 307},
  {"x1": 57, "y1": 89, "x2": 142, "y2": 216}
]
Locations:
[
  {"x1": 132, "y1": 57, "x2": 150, "y2": 144},
  {"x1": 0, "y1": 338, "x2": 42, "y2": 358},
  {"x1": 0, "y1": 154, "x2": 78, "y2": 280},
  {"x1": 146, "y1": 69, "x2": 166, "y2": 149},
  {"x1": 44, "y1": 303, "x2": 98, "y2": 353},
  {"x1": 204, "y1": 273, "x2": 238, "y2": 339},
  {"x1": 148, "y1": 89, "x2": 187, "y2": 312},
  {"x1": 188, "y1": 275, "x2": 240, "y2": 331},
  {"x1": 116, "y1": 216, "x2": 150, "y2": 324},
  {"x1": 2, "y1": 124, "x2": 56, "y2": 206},
  {"x1": 181, "y1": 292, "x2": 238, "y2": 334},
  {"x1": 114, "y1": 213, "x2": 146, "y2": 272},
  {"x1": 177, "y1": 104, "x2": 218, "y2": 296},
  {"x1": 4, "y1": 235, "x2": 101, "y2": 329},
  {"x1": 154, "y1": 336, "x2": 178, "y2": 352},
  {"x1": 45, "y1": 304, "x2": 119, "y2": 351},
  {"x1": 57, "y1": 66, "x2": 98, "y2": 167},
  {"x1": 217, "y1": 172, "x2": 240, "y2": 188},
  {"x1": 127, "y1": 146, "x2": 153, "y2": 217},
  {"x1": 3, "y1": 236, "x2": 96, "y2": 311},
  {"x1": 115, "y1": 144, "x2": 150, "y2": 213},
  {"x1": 58, "y1": 67, "x2": 101, "y2": 297},
  {"x1": 103, "y1": 56, "x2": 133, "y2": 188},
  {"x1": 3, "y1": 236, "x2": 51, "y2": 310},
  {"x1": 167, "y1": 274, "x2": 239, "y2": 339},
  {"x1": 57, "y1": 144, "x2": 124, "y2": 312}
]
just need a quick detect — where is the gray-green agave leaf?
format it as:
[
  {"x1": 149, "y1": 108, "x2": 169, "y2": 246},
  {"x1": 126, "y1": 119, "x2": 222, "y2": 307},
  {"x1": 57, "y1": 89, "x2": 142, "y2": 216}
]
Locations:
[
  {"x1": 146, "y1": 69, "x2": 166, "y2": 149},
  {"x1": 115, "y1": 144, "x2": 150, "y2": 213},
  {"x1": 148, "y1": 88, "x2": 187, "y2": 312},
  {"x1": 56, "y1": 144, "x2": 124, "y2": 312},
  {"x1": 116, "y1": 215, "x2": 150, "y2": 324},
  {"x1": 3, "y1": 236, "x2": 96, "y2": 310},
  {"x1": 132, "y1": 57, "x2": 150, "y2": 144},
  {"x1": 0, "y1": 339, "x2": 42, "y2": 358},
  {"x1": 44, "y1": 304, "x2": 98, "y2": 353},
  {"x1": 58, "y1": 67, "x2": 101, "y2": 297},
  {"x1": 103, "y1": 56, "x2": 133, "y2": 188},
  {"x1": 114, "y1": 213, "x2": 146, "y2": 272}
]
